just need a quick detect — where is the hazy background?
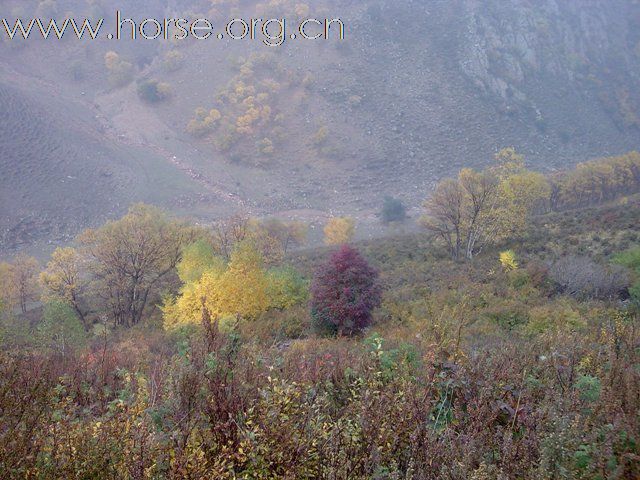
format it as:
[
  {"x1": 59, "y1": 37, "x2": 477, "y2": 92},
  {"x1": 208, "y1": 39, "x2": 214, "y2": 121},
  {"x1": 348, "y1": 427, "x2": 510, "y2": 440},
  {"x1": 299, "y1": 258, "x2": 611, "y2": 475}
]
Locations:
[{"x1": 1, "y1": 0, "x2": 639, "y2": 256}]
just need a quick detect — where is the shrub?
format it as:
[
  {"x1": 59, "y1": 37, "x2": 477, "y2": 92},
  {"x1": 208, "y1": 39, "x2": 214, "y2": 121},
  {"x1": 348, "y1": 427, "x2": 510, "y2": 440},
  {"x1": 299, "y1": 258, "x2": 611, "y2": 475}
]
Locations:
[
  {"x1": 104, "y1": 51, "x2": 134, "y2": 88},
  {"x1": 524, "y1": 299, "x2": 585, "y2": 336},
  {"x1": 613, "y1": 246, "x2": 640, "y2": 305},
  {"x1": 499, "y1": 250, "x2": 518, "y2": 272},
  {"x1": 549, "y1": 255, "x2": 629, "y2": 300},
  {"x1": 37, "y1": 300, "x2": 87, "y2": 355},
  {"x1": 484, "y1": 303, "x2": 528, "y2": 331},
  {"x1": 162, "y1": 49, "x2": 184, "y2": 72},
  {"x1": 241, "y1": 304, "x2": 307, "y2": 342},
  {"x1": 137, "y1": 80, "x2": 171, "y2": 103},
  {"x1": 381, "y1": 196, "x2": 407, "y2": 224},
  {"x1": 575, "y1": 375, "x2": 602, "y2": 403},
  {"x1": 310, "y1": 245, "x2": 382, "y2": 336},
  {"x1": 525, "y1": 261, "x2": 552, "y2": 291},
  {"x1": 613, "y1": 246, "x2": 640, "y2": 271}
]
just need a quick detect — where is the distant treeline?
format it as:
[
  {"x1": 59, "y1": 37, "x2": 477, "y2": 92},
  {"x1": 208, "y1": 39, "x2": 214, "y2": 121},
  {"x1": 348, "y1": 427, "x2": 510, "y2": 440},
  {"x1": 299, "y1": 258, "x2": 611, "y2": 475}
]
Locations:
[
  {"x1": 549, "y1": 151, "x2": 640, "y2": 211},
  {"x1": 422, "y1": 149, "x2": 640, "y2": 260}
]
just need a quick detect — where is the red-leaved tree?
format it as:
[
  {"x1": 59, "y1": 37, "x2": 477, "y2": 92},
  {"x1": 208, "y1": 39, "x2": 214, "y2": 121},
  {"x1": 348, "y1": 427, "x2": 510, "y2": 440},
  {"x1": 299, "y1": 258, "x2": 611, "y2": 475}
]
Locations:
[{"x1": 310, "y1": 245, "x2": 382, "y2": 336}]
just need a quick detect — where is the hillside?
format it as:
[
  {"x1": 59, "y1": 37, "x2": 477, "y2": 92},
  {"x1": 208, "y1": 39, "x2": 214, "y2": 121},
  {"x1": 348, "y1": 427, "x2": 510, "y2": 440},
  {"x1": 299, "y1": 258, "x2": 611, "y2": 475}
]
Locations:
[
  {"x1": 1, "y1": 0, "x2": 639, "y2": 254},
  {"x1": 1, "y1": 189, "x2": 639, "y2": 478}
]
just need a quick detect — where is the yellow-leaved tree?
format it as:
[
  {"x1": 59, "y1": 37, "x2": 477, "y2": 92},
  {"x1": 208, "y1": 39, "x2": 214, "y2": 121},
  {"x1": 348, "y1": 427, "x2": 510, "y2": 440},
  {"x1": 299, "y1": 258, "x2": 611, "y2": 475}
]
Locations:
[
  {"x1": 213, "y1": 241, "x2": 270, "y2": 319},
  {"x1": 324, "y1": 217, "x2": 355, "y2": 245},
  {"x1": 423, "y1": 148, "x2": 550, "y2": 260},
  {"x1": 163, "y1": 241, "x2": 271, "y2": 330},
  {"x1": 164, "y1": 238, "x2": 308, "y2": 331},
  {"x1": 492, "y1": 148, "x2": 551, "y2": 238},
  {"x1": 1, "y1": 254, "x2": 41, "y2": 314}
]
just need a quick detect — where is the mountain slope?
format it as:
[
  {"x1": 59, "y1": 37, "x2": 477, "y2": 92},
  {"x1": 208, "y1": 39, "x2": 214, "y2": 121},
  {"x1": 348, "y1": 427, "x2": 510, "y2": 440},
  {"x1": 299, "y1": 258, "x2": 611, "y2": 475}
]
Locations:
[
  {"x1": 1, "y1": 0, "x2": 639, "y2": 253},
  {"x1": 0, "y1": 71, "x2": 206, "y2": 251}
]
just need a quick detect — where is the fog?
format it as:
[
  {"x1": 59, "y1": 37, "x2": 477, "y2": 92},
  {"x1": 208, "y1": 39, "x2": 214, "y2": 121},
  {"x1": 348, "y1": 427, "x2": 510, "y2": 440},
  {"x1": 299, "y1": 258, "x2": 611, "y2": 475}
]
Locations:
[{"x1": 1, "y1": 0, "x2": 639, "y2": 255}]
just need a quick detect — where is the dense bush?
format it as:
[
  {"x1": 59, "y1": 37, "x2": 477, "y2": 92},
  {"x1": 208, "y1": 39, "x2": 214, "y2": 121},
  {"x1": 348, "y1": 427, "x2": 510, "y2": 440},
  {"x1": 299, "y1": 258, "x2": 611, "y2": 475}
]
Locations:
[
  {"x1": 36, "y1": 300, "x2": 86, "y2": 355},
  {"x1": 614, "y1": 246, "x2": 640, "y2": 306},
  {"x1": 0, "y1": 312, "x2": 637, "y2": 479},
  {"x1": 381, "y1": 196, "x2": 407, "y2": 223},
  {"x1": 137, "y1": 80, "x2": 171, "y2": 103},
  {"x1": 549, "y1": 255, "x2": 629, "y2": 300},
  {"x1": 311, "y1": 245, "x2": 382, "y2": 336}
]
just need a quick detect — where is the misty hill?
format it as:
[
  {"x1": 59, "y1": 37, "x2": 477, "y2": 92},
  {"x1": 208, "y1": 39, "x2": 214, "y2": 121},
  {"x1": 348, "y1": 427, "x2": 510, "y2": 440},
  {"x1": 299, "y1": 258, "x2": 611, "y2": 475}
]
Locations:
[{"x1": 1, "y1": 0, "x2": 639, "y2": 253}]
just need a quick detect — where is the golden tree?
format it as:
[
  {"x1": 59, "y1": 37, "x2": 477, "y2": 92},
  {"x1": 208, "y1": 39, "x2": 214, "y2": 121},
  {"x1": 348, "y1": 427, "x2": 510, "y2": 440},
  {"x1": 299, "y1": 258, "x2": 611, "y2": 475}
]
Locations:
[
  {"x1": 163, "y1": 241, "x2": 270, "y2": 330},
  {"x1": 423, "y1": 149, "x2": 550, "y2": 260},
  {"x1": 324, "y1": 217, "x2": 355, "y2": 245}
]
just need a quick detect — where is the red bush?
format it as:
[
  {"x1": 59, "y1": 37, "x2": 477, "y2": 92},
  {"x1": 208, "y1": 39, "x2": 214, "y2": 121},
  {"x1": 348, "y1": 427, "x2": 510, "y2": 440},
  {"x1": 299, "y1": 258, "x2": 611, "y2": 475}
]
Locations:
[{"x1": 310, "y1": 245, "x2": 382, "y2": 336}]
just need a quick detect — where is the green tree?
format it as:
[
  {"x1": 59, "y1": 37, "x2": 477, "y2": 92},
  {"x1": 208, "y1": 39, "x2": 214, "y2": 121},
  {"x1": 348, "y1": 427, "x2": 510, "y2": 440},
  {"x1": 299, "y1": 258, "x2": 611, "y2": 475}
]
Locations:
[
  {"x1": 37, "y1": 300, "x2": 87, "y2": 356},
  {"x1": 40, "y1": 247, "x2": 88, "y2": 330},
  {"x1": 177, "y1": 239, "x2": 223, "y2": 284},
  {"x1": 267, "y1": 266, "x2": 309, "y2": 310},
  {"x1": 614, "y1": 246, "x2": 640, "y2": 305},
  {"x1": 381, "y1": 196, "x2": 407, "y2": 224}
]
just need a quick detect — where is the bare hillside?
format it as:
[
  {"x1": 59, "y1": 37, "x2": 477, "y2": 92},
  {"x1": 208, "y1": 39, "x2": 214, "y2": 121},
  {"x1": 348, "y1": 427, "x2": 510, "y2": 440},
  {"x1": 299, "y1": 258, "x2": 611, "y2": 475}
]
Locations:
[{"x1": 1, "y1": 0, "x2": 639, "y2": 253}]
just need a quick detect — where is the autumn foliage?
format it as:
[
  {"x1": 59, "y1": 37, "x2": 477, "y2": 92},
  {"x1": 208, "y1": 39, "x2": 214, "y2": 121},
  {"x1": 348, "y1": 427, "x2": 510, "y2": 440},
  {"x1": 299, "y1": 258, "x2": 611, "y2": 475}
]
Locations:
[
  {"x1": 2, "y1": 148, "x2": 640, "y2": 477},
  {"x1": 0, "y1": 254, "x2": 39, "y2": 314},
  {"x1": 323, "y1": 216, "x2": 355, "y2": 245},
  {"x1": 310, "y1": 245, "x2": 382, "y2": 336},
  {"x1": 550, "y1": 151, "x2": 640, "y2": 210}
]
